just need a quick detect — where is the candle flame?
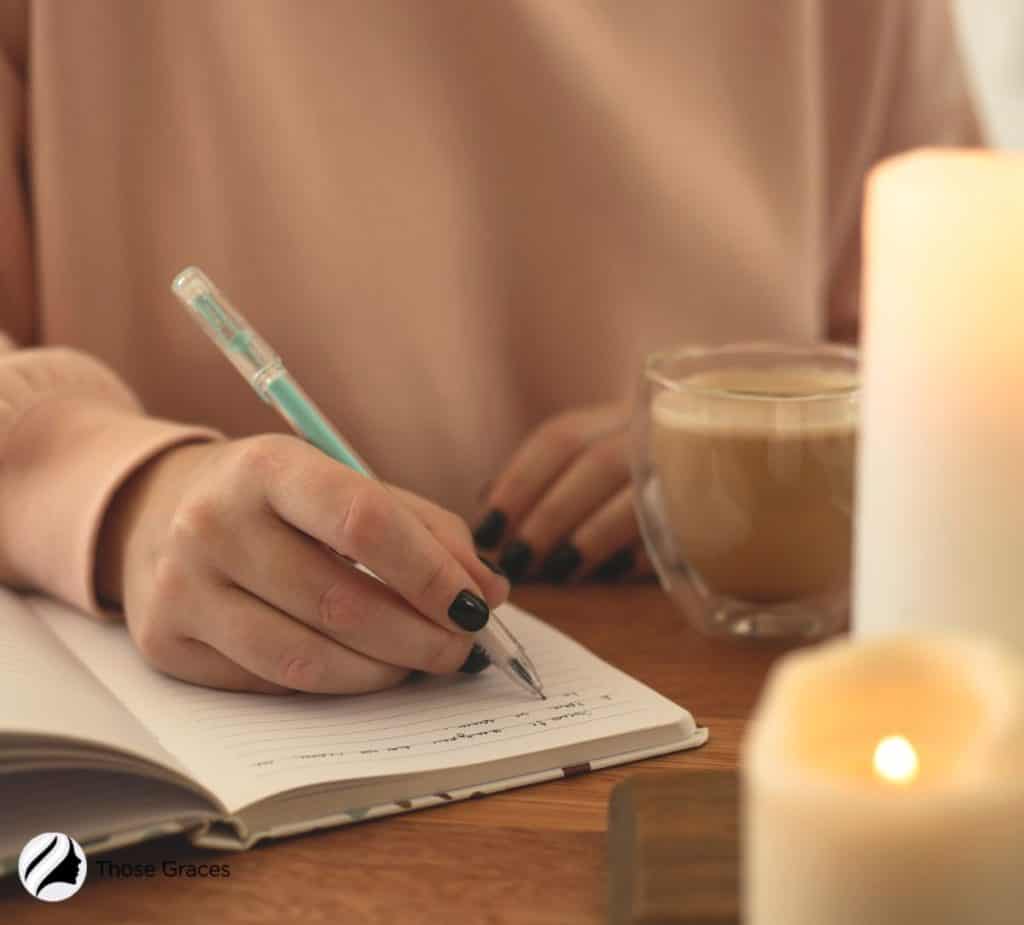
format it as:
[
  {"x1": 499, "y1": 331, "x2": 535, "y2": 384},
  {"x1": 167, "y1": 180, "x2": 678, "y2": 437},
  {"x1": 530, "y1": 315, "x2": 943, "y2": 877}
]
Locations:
[{"x1": 873, "y1": 735, "x2": 919, "y2": 785}]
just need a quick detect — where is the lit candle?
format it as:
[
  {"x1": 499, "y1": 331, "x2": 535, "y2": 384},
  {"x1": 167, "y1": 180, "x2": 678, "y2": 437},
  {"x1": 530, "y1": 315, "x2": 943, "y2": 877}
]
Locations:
[
  {"x1": 853, "y1": 149, "x2": 1024, "y2": 650},
  {"x1": 873, "y1": 735, "x2": 918, "y2": 785},
  {"x1": 742, "y1": 634, "x2": 1024, "y2": 925}
]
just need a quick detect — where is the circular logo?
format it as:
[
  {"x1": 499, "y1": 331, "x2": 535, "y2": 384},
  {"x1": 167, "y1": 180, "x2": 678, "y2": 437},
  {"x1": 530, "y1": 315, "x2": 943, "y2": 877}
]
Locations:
[{"x1": 18, "y1": 833, "x2": 87, "y2": 902}]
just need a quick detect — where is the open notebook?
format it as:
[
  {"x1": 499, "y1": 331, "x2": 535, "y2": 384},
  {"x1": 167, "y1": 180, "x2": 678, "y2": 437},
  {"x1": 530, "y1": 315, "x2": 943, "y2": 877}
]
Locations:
[{"x1": 0, "y1": 589, "x2": 706, "y2": 874}]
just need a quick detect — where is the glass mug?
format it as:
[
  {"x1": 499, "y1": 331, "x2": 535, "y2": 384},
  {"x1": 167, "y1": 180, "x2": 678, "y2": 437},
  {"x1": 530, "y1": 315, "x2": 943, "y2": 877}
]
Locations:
[{"x1": 630, "y1": 343, "x2": 859, "y2": 640}]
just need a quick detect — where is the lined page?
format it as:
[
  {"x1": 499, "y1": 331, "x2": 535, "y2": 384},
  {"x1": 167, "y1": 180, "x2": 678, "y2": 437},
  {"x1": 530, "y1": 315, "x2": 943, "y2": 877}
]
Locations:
[
  {"x1": 36, "y1": 599, "x2": 691, "y2": 813},
  {"x1": 0, "y1": 589, "x2": 184, "y2": 776}
]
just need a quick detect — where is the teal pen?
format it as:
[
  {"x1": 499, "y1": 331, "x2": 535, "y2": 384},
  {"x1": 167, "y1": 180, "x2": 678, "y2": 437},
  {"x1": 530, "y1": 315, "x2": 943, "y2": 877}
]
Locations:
[{"x1": 170, "y1": 266, "x2": 544, "y2": 700}]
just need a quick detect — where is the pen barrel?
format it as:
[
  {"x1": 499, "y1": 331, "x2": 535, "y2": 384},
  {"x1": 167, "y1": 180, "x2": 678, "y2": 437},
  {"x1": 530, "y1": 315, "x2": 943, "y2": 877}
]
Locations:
[
  {"x1": 259, "y1": 369, "x2": 373, "y2": 477},
  {"x1": 477, "y1": 612, "x2": 533, "y2": 672}
]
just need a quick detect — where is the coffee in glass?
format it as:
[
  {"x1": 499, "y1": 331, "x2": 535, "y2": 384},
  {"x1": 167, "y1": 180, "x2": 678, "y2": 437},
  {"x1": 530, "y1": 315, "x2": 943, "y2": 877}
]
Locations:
[{"x1": 631, "y1": 343, "x2": 858, "y2": 640}]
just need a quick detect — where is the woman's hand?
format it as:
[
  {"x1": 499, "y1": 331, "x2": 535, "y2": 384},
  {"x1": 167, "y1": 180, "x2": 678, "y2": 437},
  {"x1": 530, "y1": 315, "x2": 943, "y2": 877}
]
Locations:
[
  {"x1": 96, "y1": 434, "x2": 508, "y2": 694},
  {"x1": 472, "y1": 402, "x2": 652, "y2": 583}
]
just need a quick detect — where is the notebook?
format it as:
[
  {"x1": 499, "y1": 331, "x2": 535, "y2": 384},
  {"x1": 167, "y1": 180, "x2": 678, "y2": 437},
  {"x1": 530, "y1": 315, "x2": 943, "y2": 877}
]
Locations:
[{"x1": 0, "y1": 589, "x2": 707, "y2": 874}]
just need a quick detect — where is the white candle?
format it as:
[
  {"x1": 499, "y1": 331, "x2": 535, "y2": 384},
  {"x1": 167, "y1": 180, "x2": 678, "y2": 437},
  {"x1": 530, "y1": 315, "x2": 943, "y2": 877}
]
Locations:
[
  {"x1": 853, "y1": 149, "x2": 1024, "y2": 649},
  {"x1": 742, "y1": 634, "x2": 1024, "y2": 925}
]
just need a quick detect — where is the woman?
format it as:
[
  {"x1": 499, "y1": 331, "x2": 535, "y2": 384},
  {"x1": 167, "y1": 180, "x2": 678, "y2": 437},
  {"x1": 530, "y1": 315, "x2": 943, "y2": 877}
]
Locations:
[{"x1": 0, "y1": 0, "x2": 980, "y2": 693}]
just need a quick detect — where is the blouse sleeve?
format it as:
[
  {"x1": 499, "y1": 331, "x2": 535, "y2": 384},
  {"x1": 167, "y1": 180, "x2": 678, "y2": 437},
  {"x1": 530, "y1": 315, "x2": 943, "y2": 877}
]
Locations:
[{"x1": 0, "y1": 5, "x2": 219, "y2": 617}]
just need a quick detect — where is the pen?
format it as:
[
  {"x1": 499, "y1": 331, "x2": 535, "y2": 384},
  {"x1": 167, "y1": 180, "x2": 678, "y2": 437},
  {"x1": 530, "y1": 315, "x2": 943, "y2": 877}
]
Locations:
[{"x1": 170, "y1": 266, "x2": 545, "y2": 701}]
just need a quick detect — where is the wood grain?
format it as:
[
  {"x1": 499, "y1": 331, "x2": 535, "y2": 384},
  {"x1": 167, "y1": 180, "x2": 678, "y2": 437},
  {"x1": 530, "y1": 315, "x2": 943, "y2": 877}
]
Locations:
[{"x1": 0, "y1": 583, "x2": 801, "y2": 924}]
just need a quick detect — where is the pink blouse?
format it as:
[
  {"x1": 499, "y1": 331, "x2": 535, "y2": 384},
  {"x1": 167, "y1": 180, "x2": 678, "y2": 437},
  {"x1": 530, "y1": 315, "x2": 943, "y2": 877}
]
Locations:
[{"x1": 0, "y1": 0, "x2": 980, "y2": 615}]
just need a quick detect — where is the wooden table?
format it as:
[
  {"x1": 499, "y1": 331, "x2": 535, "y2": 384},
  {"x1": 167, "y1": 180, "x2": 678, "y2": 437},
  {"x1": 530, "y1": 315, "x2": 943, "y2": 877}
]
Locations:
[{"x1": 1, "y1": 583, "x2": 800, "y2": 924}]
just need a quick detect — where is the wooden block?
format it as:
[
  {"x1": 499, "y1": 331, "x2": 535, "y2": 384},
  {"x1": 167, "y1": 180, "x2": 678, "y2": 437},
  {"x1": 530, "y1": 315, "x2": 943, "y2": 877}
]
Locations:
[{"x1": 607, "y1": 770, "x2": 739, "y2": 925}]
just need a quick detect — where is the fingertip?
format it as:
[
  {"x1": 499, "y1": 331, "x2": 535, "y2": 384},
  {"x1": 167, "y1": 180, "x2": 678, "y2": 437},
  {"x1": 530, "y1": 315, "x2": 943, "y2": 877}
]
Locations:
[
  {"x1": 448, "y1": 589, "x2": 490, "y2": 632},
  {"x1": 498, "y1": 540, "x2": 532, "y2": 582},
  {"x1": 539, "y1": 542, "x2": 582, "y2": 583},
  {"x1": 476, "y1": 554, "x2": 506, "y2": 578},
  {"x1": 472, "y1": 509, "x2": 508, "y2": 548},
  {"x1": 487, "y1": 578, "x2": 511, "y2": 609},
  {"x1": 592, "y1": 546, "x2": 636, "y2": 582},
  {"x1": 474, "y1": 554, "x2": 511, "y2": 604},
  {"x1": 459, "y1": 643, "x2": 491, "y2": 674}
]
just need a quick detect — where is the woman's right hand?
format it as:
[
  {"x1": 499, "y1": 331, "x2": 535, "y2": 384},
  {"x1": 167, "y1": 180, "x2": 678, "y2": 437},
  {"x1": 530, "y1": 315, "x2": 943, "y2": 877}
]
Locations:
[{"x1": 96, "y1": 434, "x2": 509, "y2": 694}]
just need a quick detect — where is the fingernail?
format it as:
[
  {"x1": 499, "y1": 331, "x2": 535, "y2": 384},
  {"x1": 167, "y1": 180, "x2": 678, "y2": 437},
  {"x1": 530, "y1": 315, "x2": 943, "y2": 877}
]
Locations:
[
  {"x1": 478, "y1": 555, "x2": 507, "y2": 578},
  {"x1": 459, "y1": 643, "x2": 491, "y2": 674},
  {"x1": 472, "y1": 509, "x2": 507, "y2": 548},
  {"x1": 448, "y1": 589, "x2": 490, "y2": 631},
  {"x1": 499, "y1": 540, "x2": 532, "y2": 582},
  {"x1": 540, "y1": 542, "x2": 582, "y2": 583},
  {"x1": 593, "y1": 547, "x2": 635, "y2": 582}
]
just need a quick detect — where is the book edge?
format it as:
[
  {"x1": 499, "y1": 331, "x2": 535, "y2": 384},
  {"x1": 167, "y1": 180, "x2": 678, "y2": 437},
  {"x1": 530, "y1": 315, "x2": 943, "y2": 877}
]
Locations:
[{"x1": 191, "y1": 721, "x2": 710, "y2": 852}]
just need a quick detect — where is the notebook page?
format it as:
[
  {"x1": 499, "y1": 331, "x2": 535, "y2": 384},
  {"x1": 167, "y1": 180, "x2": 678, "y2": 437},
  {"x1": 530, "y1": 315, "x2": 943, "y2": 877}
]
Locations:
[
  {"x1": 36, "y1": 599, "x2": 691, "y2": 813},
  {"x1": 0, "y1": 589, "x2": 185, "y2": 776},
  {"x1": 0, "y1": 770, "x2": 217, "y2": 876}
]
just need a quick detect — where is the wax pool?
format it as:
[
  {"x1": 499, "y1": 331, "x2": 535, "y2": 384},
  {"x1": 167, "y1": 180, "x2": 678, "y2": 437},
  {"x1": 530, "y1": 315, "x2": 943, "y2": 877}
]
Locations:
[{"x1": 742, "y1": 634, "x2": 1024, "y2": 925}]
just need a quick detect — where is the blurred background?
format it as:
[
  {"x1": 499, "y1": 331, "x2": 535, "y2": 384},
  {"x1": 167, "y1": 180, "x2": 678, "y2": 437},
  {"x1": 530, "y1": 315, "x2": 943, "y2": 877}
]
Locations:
[{"x1": 956, "y1": 0, "x2": 1024, "y2": 148}]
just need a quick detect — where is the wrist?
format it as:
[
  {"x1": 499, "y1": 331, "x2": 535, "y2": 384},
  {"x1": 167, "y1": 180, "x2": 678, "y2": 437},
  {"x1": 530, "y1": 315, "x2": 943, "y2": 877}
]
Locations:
[{"x1": 95, "y1": 441, "x2": 220, "y2": 608}]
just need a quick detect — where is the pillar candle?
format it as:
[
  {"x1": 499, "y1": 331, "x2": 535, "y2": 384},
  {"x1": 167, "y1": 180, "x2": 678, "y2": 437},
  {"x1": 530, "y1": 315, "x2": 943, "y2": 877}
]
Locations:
[
  {"x1": 742, "y1": 634, "x2": 1024, "y2": 925},
  {"x1": 853, "y1": 150, "x2": 1024, "y2": 649}
]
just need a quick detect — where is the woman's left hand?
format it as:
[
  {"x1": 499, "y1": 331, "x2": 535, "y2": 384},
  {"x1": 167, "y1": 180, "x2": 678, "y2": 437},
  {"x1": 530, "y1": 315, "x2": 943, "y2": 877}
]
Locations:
[{"x1": 472, "y1": 402, "x2": 652, "y2": 583}]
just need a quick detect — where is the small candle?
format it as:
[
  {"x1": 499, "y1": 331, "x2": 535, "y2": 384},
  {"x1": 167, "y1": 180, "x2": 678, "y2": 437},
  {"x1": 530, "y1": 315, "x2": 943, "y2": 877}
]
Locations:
[
  {"x1": 854, "y1": 149, "x2": 1024, "y2": 650},
  {"x1": 742, "y1": 634, "x2": 1024, "y2": 925}
]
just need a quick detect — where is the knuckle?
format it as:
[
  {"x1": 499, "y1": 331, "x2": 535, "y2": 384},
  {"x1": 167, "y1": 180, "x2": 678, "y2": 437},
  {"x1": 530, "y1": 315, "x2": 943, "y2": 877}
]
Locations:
[
  {"x1": 278, "y1": 649, "x2": 326, "y2": 692},
  {"x1": 317, "y1": 580, "x2": 362, "y2": 638},
  {"x1": 150, "y1": 552, "x2": 192, "y2": 603},
  {"x1": 416, "y1": 555, "x2": 449, "y2": 604},
  {"x1": 132, "y1": 558, "x2": 192, "y2": 670},
  {"x1": 168, "y1": 495, "x2": 223, "y2": 550},
  {"x1": 438, "y1": 511, "x2": 474, "y2": 548},
  {"x1": 232, "y1": 435, "x2": 292, "y2": 478},
  {"x1": 336, "y1": 483, "x2": 389, "y2": 552},
  {"x1": 130, "y1": 607, "x2": 174, "y2": 667}
]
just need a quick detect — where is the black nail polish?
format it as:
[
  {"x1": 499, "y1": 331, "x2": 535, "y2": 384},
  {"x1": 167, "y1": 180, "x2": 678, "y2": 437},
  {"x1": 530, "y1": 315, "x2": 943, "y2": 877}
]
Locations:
[
  {"x1": 593, "y1": 547, "x2": 635, "y2": 582},
  {"x1": 472, "y1": 509, "x2": 507, "y2": 548},
  {"x1": 478, "y1": 555, "x2": 507, "y2": 578},
  {"x1": 448, "y1": 589, "x2": 490, "y2": 631},
  {"x1": 540, "y1": 542, "x2": 582, "y2": 583},
  {"x1": 499, "y1": 540, "x2": 532, "y2": 582},
  {"x1": 459, "y1": 643, "x2": 491, "y2": 674}
]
